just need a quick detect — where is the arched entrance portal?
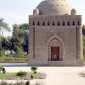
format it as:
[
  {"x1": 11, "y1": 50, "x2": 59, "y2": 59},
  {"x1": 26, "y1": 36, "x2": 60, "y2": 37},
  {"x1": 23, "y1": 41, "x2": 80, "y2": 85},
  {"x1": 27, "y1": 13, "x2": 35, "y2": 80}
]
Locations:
[{"x1": 48, "y1": 38, "x2": 63, "y2": 61}]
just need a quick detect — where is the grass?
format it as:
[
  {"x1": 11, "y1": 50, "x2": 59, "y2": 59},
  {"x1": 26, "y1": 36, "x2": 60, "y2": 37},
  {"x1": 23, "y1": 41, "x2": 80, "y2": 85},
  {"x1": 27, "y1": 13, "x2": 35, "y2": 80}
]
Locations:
[
  {"x1": 0, "y1": 56, "x2": 28, "y2": 63},
  {"x1": 0, "y1": 73, "x2": 16, "y2": 80},
  {"x1": 0, "y1": 72, "x2": 45, "y2": 80}
]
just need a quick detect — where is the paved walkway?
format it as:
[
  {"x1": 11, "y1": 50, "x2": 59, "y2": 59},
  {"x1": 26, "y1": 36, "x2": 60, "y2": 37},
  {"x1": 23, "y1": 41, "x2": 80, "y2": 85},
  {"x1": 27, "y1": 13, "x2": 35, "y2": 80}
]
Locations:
[{"x1": 1, "y1": 66, "x2": 85, "y2": 85}]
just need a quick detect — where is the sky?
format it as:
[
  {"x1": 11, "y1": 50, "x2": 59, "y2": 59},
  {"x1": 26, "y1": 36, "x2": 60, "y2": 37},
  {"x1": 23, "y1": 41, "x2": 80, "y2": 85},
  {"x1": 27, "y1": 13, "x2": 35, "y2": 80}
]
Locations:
[{"x1": 0, "y1": 0, "x2": 85, "y2": 36}]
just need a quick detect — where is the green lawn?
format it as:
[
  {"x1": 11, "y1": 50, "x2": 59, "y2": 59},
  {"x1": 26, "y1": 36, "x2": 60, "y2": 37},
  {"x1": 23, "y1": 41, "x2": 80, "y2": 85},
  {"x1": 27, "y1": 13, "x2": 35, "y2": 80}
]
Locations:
[
  {"x1": 0, "y1": 73, "x2": 16, "y2": 80},
  {"x1": 0, "y1": 72, "x2": 43, "y2": 80},
  {"x1": 0, "y1": 56, "x2": 28, "y2": 63}
]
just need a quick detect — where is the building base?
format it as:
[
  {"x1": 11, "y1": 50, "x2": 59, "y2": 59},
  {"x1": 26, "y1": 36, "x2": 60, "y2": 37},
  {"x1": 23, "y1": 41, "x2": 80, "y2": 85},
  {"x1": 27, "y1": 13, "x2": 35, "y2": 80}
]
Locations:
[{"x1": 28, "y1": 59, "x2": 84, "y2": 66}]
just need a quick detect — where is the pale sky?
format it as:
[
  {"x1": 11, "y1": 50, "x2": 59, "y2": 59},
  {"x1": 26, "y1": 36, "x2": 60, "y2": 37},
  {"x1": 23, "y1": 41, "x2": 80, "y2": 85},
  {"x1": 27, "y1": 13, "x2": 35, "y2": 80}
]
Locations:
[{"x1": 0, "y1": 0, "x2": 85, "y2": 36}]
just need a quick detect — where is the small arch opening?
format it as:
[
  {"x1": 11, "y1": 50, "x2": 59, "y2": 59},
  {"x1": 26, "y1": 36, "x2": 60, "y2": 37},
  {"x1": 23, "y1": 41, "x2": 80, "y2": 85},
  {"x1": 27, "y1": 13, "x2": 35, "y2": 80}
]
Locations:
[
  {"x1": 62, "y1": 21, "x2": 65, "y2": 26},
  {"x1": 47, "y1": 21, "x2": 50, "y2": 25},
  {"x1": 57, "y1": 21, "x2": 60, "y2": 26},
  {"x1": 77, "y1": 20, "x2": 80, "y2": 26},
  {"x1": 42, "y1": 21, "x2": 45, "y2": 26},
  {"x1": 33, "y1": 21, "x2": 35, "y2": 25},
  {"x1": 67, "y1": 21, "x2": 70, "y2": 26},
  {"x1": 37, "y1": 21, "x2": 40, "y2": 25},
  {"x1": 73, "y1": 21, "x2": 75, "y2": 26},
  {"x1": 52, "y1": 21, "x2": 55, "y2": 26}
]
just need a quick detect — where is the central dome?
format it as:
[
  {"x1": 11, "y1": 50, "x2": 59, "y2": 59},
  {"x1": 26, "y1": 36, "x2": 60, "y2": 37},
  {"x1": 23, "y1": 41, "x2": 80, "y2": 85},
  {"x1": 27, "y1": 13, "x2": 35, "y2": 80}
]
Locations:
[{"x1": 36, "y1": 0, "x2": 72, "y2": 15}]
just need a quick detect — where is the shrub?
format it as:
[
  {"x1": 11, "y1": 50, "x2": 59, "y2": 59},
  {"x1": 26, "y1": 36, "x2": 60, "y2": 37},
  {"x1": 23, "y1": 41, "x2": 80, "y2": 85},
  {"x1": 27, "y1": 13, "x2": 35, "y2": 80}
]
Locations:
[
  {"x1": 16, "y1": 71, "x2": 27, "y2": 79},
  {"x1": 31, "y1": 66, "x2": 38, "y2": 74},
  {"x1": 31, "y1": 74, "x2": 34, "y2": 79},
  {"x1": 2, "y1": 68, "x2": 6, "y2": 73},
  {"x1": 0, "y1": 65, "x2": 6, "y2": 74},
  {"x1": 26, "y1": 81, "x2": 30, "y2": 85}
]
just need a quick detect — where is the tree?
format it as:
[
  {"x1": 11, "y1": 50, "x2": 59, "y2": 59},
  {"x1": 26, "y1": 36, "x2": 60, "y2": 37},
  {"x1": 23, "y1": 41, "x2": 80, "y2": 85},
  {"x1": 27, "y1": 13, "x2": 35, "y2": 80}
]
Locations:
[
  {"x1": 1, "y1": 23, "x2": 29, "y2": 57},
  {"x1": 12, "y1": 24, "x2": 29, "y2": 55},
  {"x1": 21, "y1": 24, "x2": 29, "y2": 54},
  {"x1": 82, "y1": 25, "x2": 85, "y2": 36},
  {"x1": 1, "y1": 37, "x2": 10, "y2": 50},
  {"x1": 0, "y1": 18, "x2": 10, "y2": 48},
  {"x1": 12, "y1": 24, "x2": 28, "y2": 42},
  {"x1": 0, "y1": 18, "x2": 10, "y2": 35}
]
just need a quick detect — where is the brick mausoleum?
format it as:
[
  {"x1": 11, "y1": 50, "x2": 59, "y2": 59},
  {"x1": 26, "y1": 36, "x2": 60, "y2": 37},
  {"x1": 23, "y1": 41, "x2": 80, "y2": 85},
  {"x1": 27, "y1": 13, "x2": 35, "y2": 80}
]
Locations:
[{"x1": 28, "y1": 0, "x2": 83, "y2": 66}]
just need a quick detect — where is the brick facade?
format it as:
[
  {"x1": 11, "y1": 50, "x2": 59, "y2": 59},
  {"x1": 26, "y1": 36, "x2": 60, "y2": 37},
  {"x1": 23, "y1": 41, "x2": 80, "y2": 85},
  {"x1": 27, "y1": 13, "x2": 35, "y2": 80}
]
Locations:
[{"x1": 28, "y1": 0, "x2": 83, "y2": 66}]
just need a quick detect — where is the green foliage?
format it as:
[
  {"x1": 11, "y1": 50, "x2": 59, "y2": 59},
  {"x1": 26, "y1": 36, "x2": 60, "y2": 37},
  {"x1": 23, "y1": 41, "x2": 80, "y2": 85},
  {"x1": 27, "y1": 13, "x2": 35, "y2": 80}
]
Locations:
[
  {"x1": 14, "y1": 45, "x2": 25, "y2": 57},
  {"x1": 12, "y1": 24, "x2": 28, "y2": 53},
  {"x1": 26, "y1": 81, "x2": 30, "y2": 85},
  {"x1": 31, "y1": 66, "x2": 38, "y2": 74},
  {"x1": 0, "y1": 48, "x2": 5, "y2": 57},
  {"x1": 0, "y1": 20, "x2": 28, "y2": 62},
  {"x1": 1, "y1": 23, "x2": 28, "y2": 58},
  {"x1": 83, "y1": 36, "x2": 85, "y2": 61},
  {"x1": 0, "y1": 82, "x2": 25, "y2": 85},
  {"x1": 31, "y1": 66, "x2": 38, "y2": 71},
  {"x1": 0, "y1": 65, "x2": 6, "y2": 74},
  {"x1": 0, "y1": 73, "x2": 18, "y2": 80},
  {"x1": 0, "y1": 71, "x2": 46, "y2": 80},
  {"x1": 0, "y1": 18, "x2": 10, "y2": 31},
  {"x1": 2, "y1": 68, "x2": 6, "y2": 73},
  {"x1": 82, "y1": 25, "x2": 85, "y2": 61},
  {"x1": 82, "y1": 25, "x2": 85, "y2": 36},
  {"x1": 1, "y1": 36, "x2": 9, "y2": 50},
  {"x1": 31, "y1": 74, "x2": 34, "y2": 79},
  {"x1": 0, "y1": 55, "x2": 28, "y2": 62},
  {"x1": 16, "y1": 71, "x2": 27, "y2": 78}
]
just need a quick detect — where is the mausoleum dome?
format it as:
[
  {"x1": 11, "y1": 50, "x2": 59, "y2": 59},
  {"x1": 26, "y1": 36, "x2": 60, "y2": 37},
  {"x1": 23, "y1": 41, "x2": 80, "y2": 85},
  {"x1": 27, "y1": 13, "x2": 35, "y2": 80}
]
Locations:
[{"x1": 35, "y1": 0, "x2": 72, "y2": 15}]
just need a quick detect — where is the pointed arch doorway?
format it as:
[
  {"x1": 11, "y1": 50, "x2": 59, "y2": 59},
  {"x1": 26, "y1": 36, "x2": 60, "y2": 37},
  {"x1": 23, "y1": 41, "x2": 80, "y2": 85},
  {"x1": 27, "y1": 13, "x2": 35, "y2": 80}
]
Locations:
[
  {"x1": 51, "y1": 47, "x2": 60, "y2": 61},
  {"x1": 48, "y1": 38, "x2": 63, "y2": 61}
]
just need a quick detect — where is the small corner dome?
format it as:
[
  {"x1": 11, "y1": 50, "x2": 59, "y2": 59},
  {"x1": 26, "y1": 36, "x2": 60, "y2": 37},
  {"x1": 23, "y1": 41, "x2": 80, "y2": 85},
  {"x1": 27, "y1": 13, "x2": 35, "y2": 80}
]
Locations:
[
  {"x1": 71, "y1": 9, "x2": 77, "y2": 15},
  {"x1": 33, "y1": 8, "x2": 39, "y2": 15}
]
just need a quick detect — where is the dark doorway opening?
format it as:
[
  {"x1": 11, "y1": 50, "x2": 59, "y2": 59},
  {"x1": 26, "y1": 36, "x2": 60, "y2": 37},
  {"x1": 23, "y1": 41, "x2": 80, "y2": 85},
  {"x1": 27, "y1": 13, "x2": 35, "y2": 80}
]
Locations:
[{"x1": 51, "y1": 47, "x2": 60, "y2": 61}]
